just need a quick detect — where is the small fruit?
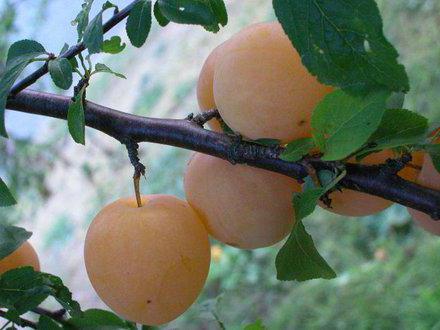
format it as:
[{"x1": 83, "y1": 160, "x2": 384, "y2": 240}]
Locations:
[
  {"x1": 213, "y1": 22, "x2": 333, "y2": 142},
  {"x1": 197, "y1": 43, "x2": 225, "y2": 132},
  {"x1": 84, "y1": 195, "x2": 211, "y2": 325},
  {"x1": 184, "y1": 153, "x2": 301, "y2": 249},
  {"x1": 0, "y1": 241, "x2": 40, "y2": 275}
]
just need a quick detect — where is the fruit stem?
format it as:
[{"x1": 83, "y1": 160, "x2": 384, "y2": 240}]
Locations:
[
  {"x1": 134, "y1": 171, "x2": 142, "y2": 208},
  {"x1": 123, "y1": 139, "x2": 146, "y2": 208}
]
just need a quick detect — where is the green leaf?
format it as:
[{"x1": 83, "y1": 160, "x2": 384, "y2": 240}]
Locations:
[
  {"x1": 0, "y1": 224, "x2": 31, "y2": 260},
  {"x1": 0, "y1": 268, "x2": 82, "y2": 319},
  {"x1": 126, "y1": 0, "x2": 153, "y2": 48},
  {"x1": 209, "y1": 0, "x2": 227, "y2": 27},
  {"x1": 244, "y1": 320, "x2": 267, "y2": 330},
  {"x1": 311, "y1": 89, "x2": 389, "y2": 161},
  {"x1": 102, "y1": 36, "x2": 126, "y2": 54},
  {"x1": 69, "y1": 57, "x2": 79, "y2": 70},
  {"x1": 275, "y1": 173, "x2": 344, "y2": 281},
  {"x1": 59, "y1": 43, "x2": 69, "y2": 55},
  {"x1": 0, "y1": 40, "x2": 46, "y2": 137},
  {"x1": 158, "y1": 0, "x2": 217, "y2": 26},
  {"x1": 273, "y1": 0, "x2": 409, "y2": 93},
  {"x1": 360, "y1": 109, "x2": 428, "y2": 154},
  {"x1": 6, "y1": 40, "x2": 46, "y2": 65},
  {"x1": 102, "y1": 1, "x2": 117, "y2": 11},
  {"x1": 48, "y1": 58, "x2": 73, "y2": 90},
  {"x1": 67, "y1": 86, "x2": 86, "y2": 145},
  {"x1": 72, "y1": 0, "x2": 94, "y2": 41},
  {"x1": 281, "y1": 138, "x2": 315, "y2": 162},
  {"x1": 83, "y1": 11, "x2": 103, "y2": 54},
  {"x1": 94, "y1": 63, "x2": 126, "y2": 79},
  {"x1": 42, "y1": 274, "x2": 82, "y2": 317},
  {"x1": 37, "y1": 315, "x2": 63, "y2": 329},
  {"x1": 276, "y1": 221, "x2": 337, "y2": 281},
  {"x1": 0, "y1": 178, "x2": 16, "y2": 207},
  {"x1": 293, "y1": 185, "x2": 325, "y2": 221},
  {"x1": 0, "y1": 267, "x2": 52, "y2": 315},
  {"x1": 68, "y1": 309, "x2": 135, "y2": 329},
  {"x1": 386, "y1": 92, "x2": 405, "y2": 109},
  {"x1": 153, "y1": 0, "x2": 170, "y2": 26}
]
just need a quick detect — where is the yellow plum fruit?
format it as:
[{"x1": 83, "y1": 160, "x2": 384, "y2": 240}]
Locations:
[
  {"x1": 213, "y1": 22, "x2": 333, "y2": 142},
  {"x1": 0, "y1": 241, "x2": 40, "y2": 274},
  {"x1": 184, "y1": 153, "x2": 301, "y2": 249},
  {"x1": 84, "y1": 195, "x2": 211, "y2": 326}
]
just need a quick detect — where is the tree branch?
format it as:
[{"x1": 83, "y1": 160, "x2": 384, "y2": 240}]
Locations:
[
  {"x1": 6, "y1": 89, "x2": 440, "y2": 219},
  {"x1": 9, "y1": 0, "x2": 139, "y2": 96},
  {"x1": 0, "y1": 310, "x2": 37, "y2": 329}
]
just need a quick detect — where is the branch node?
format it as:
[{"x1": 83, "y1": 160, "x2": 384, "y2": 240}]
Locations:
[
  {"x1": 381, "y1": 153, "x2": 412, "y2": 175},
  {"x1": 226, "y1": 134, "x2": 282, "y2": 165},
  {"x1": 187, "y1": 109, "x2": 220, "y2": 127}
]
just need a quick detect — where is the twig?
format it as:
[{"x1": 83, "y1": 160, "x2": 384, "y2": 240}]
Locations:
[
  {"x1": 32, "y1": 307, "x2": 66, "y2": 323},
  {"x1": 0, "y1": 310, "x2": 37, "y2": 329},
  {"x1": 187, "y1": 109, "x2": 220, "y2": 127},
  {"x1": 8, "y1": 0, "x2": 139, "y2": 96},
  {"x1": 6, "y1": 89, "x2": 440, "y2": 219}
]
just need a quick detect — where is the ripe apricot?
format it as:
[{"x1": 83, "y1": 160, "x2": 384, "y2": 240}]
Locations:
[
  {"x1": 0, "y1": 241, "x2": 40, "y2": 274},
  {"x1": 197, "y1": 43, "x2": 225, "y2": 132},
  {"x1": 213, "y1": 22, "x2": 333, "y2": 142},
  {"x1": 84, "y1": 195, "x2": 211, "y2": 326},
  {"x1": 184, "y1": 153, "x2": 302, "y2": 249},
  {"x1": 407, "y1": 154, "x2": 440, "y2": 235}
]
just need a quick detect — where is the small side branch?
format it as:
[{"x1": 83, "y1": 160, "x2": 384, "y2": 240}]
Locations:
[
  {"x1": 0, "y1": 310, "x2": 37, "y2": 329},
  {"x1": 187, "y1": 109, "x2": 220, "y2": 127},
  {"x1": 32, "y1": 307, "x2": 66, "y2": 323}
]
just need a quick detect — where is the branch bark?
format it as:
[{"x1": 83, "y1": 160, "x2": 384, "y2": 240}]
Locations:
[{"x1": 6, "y1": 89, "x2": 440, "y2": 219}]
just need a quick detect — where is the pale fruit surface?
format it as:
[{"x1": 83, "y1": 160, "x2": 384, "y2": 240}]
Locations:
[
  {"x1": 0, "y1": 241, "x2": 40, "y2": 274},
  {"x1": 213, "y1": 22, "x2": 333, "y2": 142},
  {"x1": 84, "y1": 195, "x2": 211, "y2": 326},
  {"x1": 408, "y1": 155, "x2": 440, "y2": 235},
  {"x1": 184, "y1": 153, "x2": 301, "y2": 249},
  {"x1": 197, "y1": 43, "x2": 225, "y2": 131}
]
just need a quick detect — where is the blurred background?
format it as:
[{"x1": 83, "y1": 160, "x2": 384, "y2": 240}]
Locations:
[{"x1": 1, "y1": 0, "x2": 440, "y2": 328}]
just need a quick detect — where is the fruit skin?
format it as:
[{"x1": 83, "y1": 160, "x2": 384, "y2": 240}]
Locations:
[
  {"x1": 407, "y1": 154, "x2": 440, "y2": 235},
  {"x1": 184, "y1": 153, "x2": 302, "y2": 249},
  {"x1": 213, "y1": 22, "x2": 333, "y2": 143},
  {"x1": 84, "y1": 195, "x2": 211, "y2": 326},
  {"x1": 197, "y1": 43, "x2": 225, "y2": 132},
  {"x1": 0, "y1": 241, "x2": 40, "y2": 274},
  {"x1": 320, "y1": 150, "x2": 424, "y2": 217}
]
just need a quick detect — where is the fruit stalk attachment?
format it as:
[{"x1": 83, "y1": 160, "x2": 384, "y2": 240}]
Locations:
[{"x1": 124, "y1": 139, "x2": 146, "y2": 208}]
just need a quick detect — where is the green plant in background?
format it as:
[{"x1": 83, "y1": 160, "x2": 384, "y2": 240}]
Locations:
[{"x1": 0, "y1": 0, "x2": 439, "y2": 328}]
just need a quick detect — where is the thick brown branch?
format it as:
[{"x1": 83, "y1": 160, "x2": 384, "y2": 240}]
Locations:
[
  {"x1": 9, "y1": 0, "x2": 138, "y2": 95},
  {"x1": 6, "y1": 89, "x2": 440, "y2": 219}
]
